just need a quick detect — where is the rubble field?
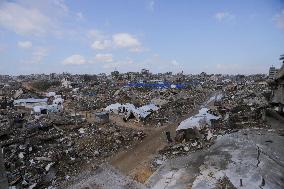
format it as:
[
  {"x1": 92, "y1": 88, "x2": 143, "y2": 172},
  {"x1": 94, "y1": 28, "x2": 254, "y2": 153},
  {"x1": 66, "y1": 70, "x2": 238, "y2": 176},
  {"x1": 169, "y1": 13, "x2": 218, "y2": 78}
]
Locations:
[{"x1": 1, "y1": 72, "x2": 283, "y2": 189}]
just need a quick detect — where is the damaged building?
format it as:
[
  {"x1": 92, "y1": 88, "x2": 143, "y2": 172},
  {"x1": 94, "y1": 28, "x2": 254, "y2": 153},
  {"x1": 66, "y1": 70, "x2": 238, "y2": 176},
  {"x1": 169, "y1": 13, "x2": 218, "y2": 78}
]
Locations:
[{"x1": 270, "y1": 55, "x2": 284, "y2": 113}]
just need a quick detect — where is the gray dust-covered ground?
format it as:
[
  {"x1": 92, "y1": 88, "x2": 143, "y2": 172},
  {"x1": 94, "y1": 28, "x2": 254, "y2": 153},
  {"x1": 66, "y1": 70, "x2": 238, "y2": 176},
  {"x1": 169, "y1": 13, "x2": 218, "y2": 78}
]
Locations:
[{"x1": 146, "y1": 124, "x2": 284, "y2": 189}]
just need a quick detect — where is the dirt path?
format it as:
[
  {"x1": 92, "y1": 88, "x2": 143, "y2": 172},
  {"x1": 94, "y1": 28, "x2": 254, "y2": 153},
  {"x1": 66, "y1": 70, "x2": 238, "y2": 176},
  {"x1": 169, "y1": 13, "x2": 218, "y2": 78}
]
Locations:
[
  {"x1": 22, "y1": 82, "x2": 33, "y2": 91},
  {"x1": 109, "y1": 100, "x2": 208, "y2": 182},
  {"x1": 108, "y1": 91, "x2": 221, "y2": 182},
  {"x1": 109, "y1": 115, "x2": 149, "y2": 131},
  {"x1": 63, "y1": 92, "x2": 217, "y2": 184}
]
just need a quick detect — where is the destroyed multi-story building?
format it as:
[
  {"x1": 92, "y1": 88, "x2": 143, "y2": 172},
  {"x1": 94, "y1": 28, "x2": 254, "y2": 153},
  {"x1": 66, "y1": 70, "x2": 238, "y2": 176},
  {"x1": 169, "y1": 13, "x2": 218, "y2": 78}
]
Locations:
[
  {"x1": 270, "y1": 56, "x2": 284, "y2": 113},
  {"x1": 268, "y1": 66, "x2": 279, "y2": 80}
]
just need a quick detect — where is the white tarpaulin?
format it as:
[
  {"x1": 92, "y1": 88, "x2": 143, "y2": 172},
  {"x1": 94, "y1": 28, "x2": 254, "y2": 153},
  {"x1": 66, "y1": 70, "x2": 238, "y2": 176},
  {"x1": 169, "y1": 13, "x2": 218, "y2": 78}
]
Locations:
[
  {"x1": 176, "y1": 108, "x2": 220, "y2": 131},
  {"x1": 105, "y1": 103, "x2": 159, "y2": 120}
]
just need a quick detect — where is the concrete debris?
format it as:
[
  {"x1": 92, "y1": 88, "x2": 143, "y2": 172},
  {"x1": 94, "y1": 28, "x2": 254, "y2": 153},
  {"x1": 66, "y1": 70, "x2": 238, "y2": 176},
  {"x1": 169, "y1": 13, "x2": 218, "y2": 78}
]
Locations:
[
  {"x1": 0, "y1": 82, "x2": 147, "y2": 188},
  {"x1": 158, "y1": 77, "x2": 271, "y2": 158},
  {"x1": 94, "y1": 111, "x2": 109, "y2": 124},
  {"x1": 0, "y1": 70, "x2": 283, "y2": 189}
]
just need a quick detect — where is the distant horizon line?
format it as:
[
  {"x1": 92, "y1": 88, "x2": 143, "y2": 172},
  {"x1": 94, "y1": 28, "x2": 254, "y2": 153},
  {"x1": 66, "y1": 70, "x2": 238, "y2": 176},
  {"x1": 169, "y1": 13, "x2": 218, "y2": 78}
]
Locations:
[{"x1": 0, "y1": 71, "x2": 269, "y2": 77}]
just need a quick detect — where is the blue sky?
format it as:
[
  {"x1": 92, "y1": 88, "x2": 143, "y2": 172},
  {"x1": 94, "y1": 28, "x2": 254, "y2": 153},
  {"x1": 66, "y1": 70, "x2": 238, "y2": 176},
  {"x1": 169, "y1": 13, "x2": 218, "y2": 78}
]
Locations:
[{"x1": 0, "y1": 0, "x2": 283, "y2": 75}]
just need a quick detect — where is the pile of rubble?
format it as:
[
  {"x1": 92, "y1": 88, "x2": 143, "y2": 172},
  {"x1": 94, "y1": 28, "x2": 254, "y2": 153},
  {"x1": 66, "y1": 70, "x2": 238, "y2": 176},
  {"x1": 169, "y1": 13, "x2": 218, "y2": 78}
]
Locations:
[
  {"x1": 0, "y1": 109, "x2": 145, "y2": 188},
  {"x1": 103, "y1": 88, "x2": 213, "y2": 127},
  {"x1": 158, "y1": 129, "x2": 215, "y2": 159},
  {"x1": 2, "y1": 72, "x2": 272, "y2": 188},
  {"x1": 147, "y1": 91, "x2": 211, "y2": 125},
  {"x1": 216, "y1": 82, "x2": 269, "y2": 130},
  {"x1": 157, "y1": 79, "x2": 270, "y2": 160}
]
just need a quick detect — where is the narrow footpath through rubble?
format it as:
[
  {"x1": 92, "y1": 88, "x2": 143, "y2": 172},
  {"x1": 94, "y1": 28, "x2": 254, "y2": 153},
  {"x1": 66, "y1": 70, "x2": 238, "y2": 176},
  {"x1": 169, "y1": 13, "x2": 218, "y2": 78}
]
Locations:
[{"x1": 108, "y1": 92, "x2": 216, "y2": 182}]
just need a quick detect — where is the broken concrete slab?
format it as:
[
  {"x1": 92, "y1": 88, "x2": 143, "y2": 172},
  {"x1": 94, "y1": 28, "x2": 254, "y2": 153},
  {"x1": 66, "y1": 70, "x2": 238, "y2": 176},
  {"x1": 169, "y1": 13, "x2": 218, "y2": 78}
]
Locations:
[{"x1": 147, "y1": 128, "x2": 284, "y2": 189}]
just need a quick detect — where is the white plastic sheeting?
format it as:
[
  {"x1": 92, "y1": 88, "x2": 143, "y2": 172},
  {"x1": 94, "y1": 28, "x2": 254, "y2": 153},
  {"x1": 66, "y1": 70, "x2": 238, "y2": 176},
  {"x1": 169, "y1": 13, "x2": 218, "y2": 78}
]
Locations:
[
  {"x1": 29, "y1": 93, "x2": 64, "y2": 114},
  {"x1": 33, "y1": 106, "x2": 47, "y2": 113},
  {"x1": 176, "y1": 108, "x2": 220, "y2": 131},
  {"x1": 46, "y1": 92, "x2": 56, "y2": 97},
  {"x1": 206, "y1": 93, "x2": 223, "y2": 104},
  {"x1": 14, "y1": 98, "x2": 48, "y2": 105},
  {"x1": 53, "y1": 97, "x2": 64, "y2": 105},
  {"x1": 105, "y1": 103, "x2": 159, "y2": 120},
  {"x1": 32, "y1": 104, "x2": 63, "y2": 114}
]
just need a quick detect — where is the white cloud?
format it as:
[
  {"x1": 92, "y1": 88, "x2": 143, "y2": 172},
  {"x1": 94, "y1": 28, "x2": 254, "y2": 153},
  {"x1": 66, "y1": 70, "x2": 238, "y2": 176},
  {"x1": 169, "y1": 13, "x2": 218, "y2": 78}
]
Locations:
[
  {"x1": 112, "y1": 33, "x2": 141, "y2": 48},
  {"x1": 91, "y1": 40, "x2": 112, "y2": 50},
  {"x1": 215, "y1": 12, "x2": 235, "y2": 22},
  {"x1": 62, "y1": 54, "x2": 86, "y2": 65},
  {"x1": 0, "y1": 1, "x2": 85, "y2": 38},
  {"x1": 95, "y1": 53, "x2": 113, "y2": 63},
  {"x1": 63, "y1": 53, "x2": 113, "y2": 65},
  {"x1": 90, "y1": 32, "x2": 144, "y2": 52},
  {"x1": 18, "y1": 41, "x2": 32, "y2": 49},
  {"x1": 0, "y1": 2, "x2": 54, "y2": 36},
  {"x1": 274, "y1": 9, "x2": 284, "y2": 29}
]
